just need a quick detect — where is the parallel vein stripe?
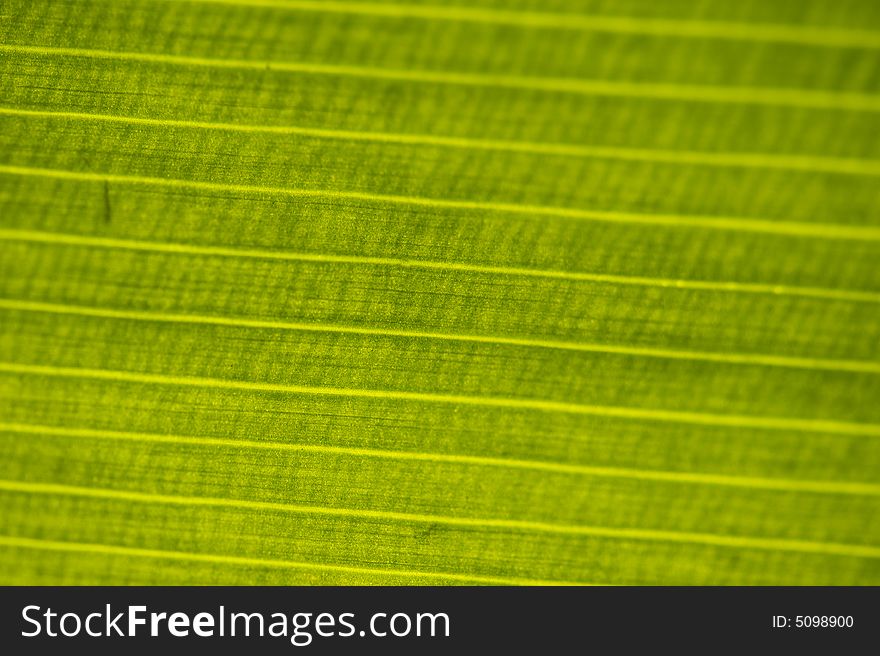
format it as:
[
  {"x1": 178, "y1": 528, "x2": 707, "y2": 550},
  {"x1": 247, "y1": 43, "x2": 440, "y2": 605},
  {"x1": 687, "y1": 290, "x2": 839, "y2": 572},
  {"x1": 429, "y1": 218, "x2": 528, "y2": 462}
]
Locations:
[
  {"x1": 2, "y1": 44, "x2": 879, "y2": 111},
  {"x1": 0, "y1": 535, "x2": 570, "y2": 585},
  {"x1": 3, "y1": 229, "x2": 879, "y2": 303},
  {"x1": 1, "y1": 362, "x2": 879, "y2": 436},
  {"x1": 2, "y1": 480, "x2": 878, "y2": 559},
  {"x1": 3, "y1": 298, "x2": 879, "y2": 374},
  {"x1": 3, "y1": 422, "x2": 878, "y2": 496},
  {"x1": 168, "y1": 0, "x2": 880, "y2": 49},
  {"x1": 4, "y1": 106, "x2": 879, "y2": 177},
  {"x1": 3, "y1": 165, "x2": 880, "y2": 241}
]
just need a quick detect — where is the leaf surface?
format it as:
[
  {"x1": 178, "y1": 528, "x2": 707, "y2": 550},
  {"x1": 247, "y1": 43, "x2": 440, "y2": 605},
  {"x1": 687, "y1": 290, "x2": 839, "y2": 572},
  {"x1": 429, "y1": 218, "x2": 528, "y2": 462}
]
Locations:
[{"x1": 0, "y1": 0, "x2": 879, "y2": 585}]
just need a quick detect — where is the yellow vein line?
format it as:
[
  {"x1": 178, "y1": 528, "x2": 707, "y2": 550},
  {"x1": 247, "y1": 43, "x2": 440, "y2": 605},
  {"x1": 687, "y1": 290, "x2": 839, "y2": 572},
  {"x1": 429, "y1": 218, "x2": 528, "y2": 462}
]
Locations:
[
  {"x1": 3, "y1": 298, "x2": 880, "y2": 375},
  {"x1": 1, "y1": 480, "x2": 878, "y2": 559},
  {"x1": 1, "y1": 361, "x2": 878, "y2": 436},
  {"x1": 2, "y1": 229, "x2": 879, "y2": 304},
  {"x1": 2, "y1": 44, "x2": 879, "y2": 112},
  {"x1": 0, "y1": 535, "x2": 575, "y2": 585},
  {"x1": 3, "y1": 166, "x2": 880, "y2": 242},
  {"x1": 168, "y1": 0, "x2": 880, "y2": 49},
  {"x1": 3, "y1": 421, "x2": 878, "y2": 497},
  {"x1": 4, "y1": 106, "x2": 879, "y2": 177}
]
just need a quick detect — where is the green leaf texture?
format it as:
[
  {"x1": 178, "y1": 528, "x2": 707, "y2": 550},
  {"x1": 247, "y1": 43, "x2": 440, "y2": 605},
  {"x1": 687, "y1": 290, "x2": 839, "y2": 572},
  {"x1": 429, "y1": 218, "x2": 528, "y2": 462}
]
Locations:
[{"x1": 1, "y1": 0, "x2": 879, "y2": 585}]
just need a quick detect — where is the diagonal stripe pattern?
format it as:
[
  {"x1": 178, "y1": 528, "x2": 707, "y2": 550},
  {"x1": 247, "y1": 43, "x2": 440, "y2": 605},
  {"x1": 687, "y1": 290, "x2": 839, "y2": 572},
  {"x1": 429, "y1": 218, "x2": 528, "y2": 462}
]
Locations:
[{"x1": 1, "y1": 0, "x2": 879, "y2": 586}]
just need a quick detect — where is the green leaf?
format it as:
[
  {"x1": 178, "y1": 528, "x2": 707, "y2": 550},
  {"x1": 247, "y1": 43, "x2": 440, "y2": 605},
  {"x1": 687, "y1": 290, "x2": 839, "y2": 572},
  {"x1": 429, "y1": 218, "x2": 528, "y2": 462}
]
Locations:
[{"x1": 0, "y1": 0, "x2": 878, "y2": 585}]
